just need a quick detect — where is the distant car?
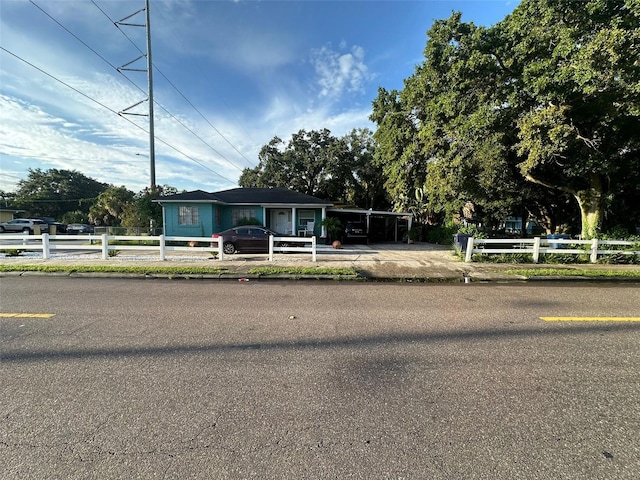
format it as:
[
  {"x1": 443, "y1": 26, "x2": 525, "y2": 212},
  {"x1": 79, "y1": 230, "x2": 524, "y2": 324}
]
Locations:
[
  {"x1": 343, "y1": 221, "x2": 368, "y2": 243},
  {"x1": 66, "y1": 223, "x2": 94, "y2": 234},
  {"x1": 0, "y1": 218, "x2": 49, "y2": 234},
  {"x1": 35, "y1": 217, "x2": 67, "y2": 234},
  {"x1": 212, "y1": 226, "x2": 287, "y2": 254}
]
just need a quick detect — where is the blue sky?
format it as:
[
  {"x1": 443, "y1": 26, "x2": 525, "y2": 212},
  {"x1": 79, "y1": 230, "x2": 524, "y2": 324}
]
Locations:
[{"x1": 1, "y1": 0, "x2": 520, "y2": 194}]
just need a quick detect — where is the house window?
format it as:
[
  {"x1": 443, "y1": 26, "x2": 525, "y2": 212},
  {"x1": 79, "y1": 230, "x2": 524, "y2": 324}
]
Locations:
[
  {"x1": 178, "y1": 206, "x2": 199, "y2": 225},
  {"x1": 299, "y1": 210, "x2": 315, "y2": 227},
  {"x1": 232, "y1": 208, "x2": 257, "y2": 225}
]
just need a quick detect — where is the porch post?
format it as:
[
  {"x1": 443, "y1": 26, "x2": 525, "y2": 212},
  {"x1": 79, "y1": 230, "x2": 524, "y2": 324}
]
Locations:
[
  {"x1": 321, "y1": 208, "x2": 327, "y2": 237},
  {"x1": 291, "y1": 207, "x2": 297, "y2": 235}
]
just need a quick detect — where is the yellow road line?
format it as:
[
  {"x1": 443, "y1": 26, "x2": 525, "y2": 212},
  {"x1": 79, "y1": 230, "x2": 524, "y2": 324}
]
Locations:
[
  {"x1": 541, "y1": 316, "x2": 640, "y2": 322},
  {"x1": 0, "y1": 313, "x2": 56, "y2": 318}
]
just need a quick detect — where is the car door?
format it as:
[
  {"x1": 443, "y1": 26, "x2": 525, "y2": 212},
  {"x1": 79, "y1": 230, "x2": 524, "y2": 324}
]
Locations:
[
  {"x1": 232, "y1": 227, "x2": 251, "y2": 251},
  {"x1": 240, "y1": 228, "x2": 265, "y2": 252},
  {"x1": 11, "y1": 220, "x2": 27, "y2": 232}
]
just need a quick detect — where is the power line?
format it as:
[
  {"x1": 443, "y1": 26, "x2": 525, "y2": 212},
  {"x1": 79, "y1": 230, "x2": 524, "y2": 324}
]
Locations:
[
  {"x1": 91, "y1": 0, "x2": 255, "y2": 170},
  {"x1": 0, "y1": 47, "x2": 236, "y2": 185},
  {"x1": 27, "y1": 0, "x2": 244, "y2": 180}
]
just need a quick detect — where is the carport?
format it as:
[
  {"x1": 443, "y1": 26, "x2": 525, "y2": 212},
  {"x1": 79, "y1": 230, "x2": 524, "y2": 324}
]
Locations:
[{"x1": 327, "y1": 208, "x2": 413, "y2": 243}]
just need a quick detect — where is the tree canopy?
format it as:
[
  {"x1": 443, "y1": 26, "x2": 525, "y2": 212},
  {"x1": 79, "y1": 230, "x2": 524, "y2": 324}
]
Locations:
[
  {"x1": 12, "y1": 168, "x2": 109, "y2": 221},
  {"x1": 372, "y1": 0, "x2": 640, "y2": 237},
  {"x1": 239, "y1": 128, "x2": 389, "y2": 209},
  {"x1": 89, "y1": 186, "x2": 136, "y2": 226}
]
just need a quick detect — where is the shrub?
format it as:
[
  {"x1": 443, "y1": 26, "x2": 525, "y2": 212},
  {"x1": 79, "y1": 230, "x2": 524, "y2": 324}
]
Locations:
[
  {"x1": 2, "y1": 249, "x2": 24, "y2": 257},
  {"x1": 425, "y1": 225, "x2": 457, "y2": 245},
  {"x1": 472, "y1": 253, "x2": 533, "y2": 263},
  {"x1": 236, "y1": 217, "x2": 262, "y2": 226}
]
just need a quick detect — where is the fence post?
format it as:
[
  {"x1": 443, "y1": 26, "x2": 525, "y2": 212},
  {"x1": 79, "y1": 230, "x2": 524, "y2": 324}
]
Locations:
[
  {"x1": 101, "y1": 234, "x2": 109, "y2": 260},
  {"x1": 464, "y1": 237, "x2": 474, "y2": 262},
  {"x1": 217, "y1": 236, "x2": 224, "y2": 260},
  {"x1": 269, "y1": 235, "x2": 274, "y2": 261},
  {"x1": 159, "y1": 234, "x2": 166, "y2": 261},
  {"x1": 42, "y1": 233, "x2": 50, "y2": 260},
  {"x1": 590, "y1": 238, "x2": 599, "y2": 263},
  {"x1": 533, "y1": 237, "x2": 541, "y2": 263},
  {"x1": 312, "y1": 235, "x2": 317, "y2": 262}
]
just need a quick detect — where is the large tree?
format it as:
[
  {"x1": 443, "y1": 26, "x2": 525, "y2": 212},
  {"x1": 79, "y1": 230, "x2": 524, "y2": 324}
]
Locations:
[
  {"x1": 239, "y1": 128, "x2": 389, "y2": 209},
  {"x1": 12, "y1": 168, "x2": 108, "y2": 220},
  {"x1": 89, "y1": 186, "x2": 135, "y2": 226},
  {"x1": 372, "y1": 0, "x2": 640, "y2": 237},
  {"x1": 121, "y1": 185, "x2": 178, "y2": 229}
]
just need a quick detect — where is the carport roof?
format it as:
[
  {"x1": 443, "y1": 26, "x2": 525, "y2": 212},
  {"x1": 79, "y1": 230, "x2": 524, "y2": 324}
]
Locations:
[{"x1": 328, "y1": 207, "x2": 413, "y2": 218}]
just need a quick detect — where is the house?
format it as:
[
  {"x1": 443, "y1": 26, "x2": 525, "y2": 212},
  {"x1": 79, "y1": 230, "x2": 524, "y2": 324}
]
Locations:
[{"x1": 156, "y1": 187, "x2": 333, "y2": 238}]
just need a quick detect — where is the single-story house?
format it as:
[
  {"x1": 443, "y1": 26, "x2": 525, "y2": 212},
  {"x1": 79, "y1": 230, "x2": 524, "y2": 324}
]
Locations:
[{"x1": 155, "y1": 188, "x2": 333, "y2": 238}]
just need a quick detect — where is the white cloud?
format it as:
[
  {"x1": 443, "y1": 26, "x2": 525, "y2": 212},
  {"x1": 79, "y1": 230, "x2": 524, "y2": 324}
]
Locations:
[{"x1": 312, "y1": 44, "x2": 371, "y2": 99}]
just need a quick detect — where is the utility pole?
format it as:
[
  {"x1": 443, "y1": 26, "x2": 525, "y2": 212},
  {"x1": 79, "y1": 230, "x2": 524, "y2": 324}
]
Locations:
[
  {"x1": 145, "y1": 0, "x2": 155, "y2": 188},
  {"x1": 117, "y1": 0, "x2": 156, "y2": 189}
]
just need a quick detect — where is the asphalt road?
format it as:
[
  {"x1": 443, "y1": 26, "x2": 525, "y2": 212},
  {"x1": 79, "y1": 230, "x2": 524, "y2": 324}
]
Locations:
[{"x1": 1, "y1": 278, "x2": 640, "y2": 479}]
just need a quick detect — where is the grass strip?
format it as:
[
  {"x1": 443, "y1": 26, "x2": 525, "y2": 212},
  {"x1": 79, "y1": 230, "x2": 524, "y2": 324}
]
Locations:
[
  {"x1": 504, "y1": 268, "x2": 640, "y2": 278},
  {"x1": 247, "y1": 266, "x2": 358, "y2": 276},
  {"x1": 0, "y1": 264, "x2": 227, "y2": 275}
]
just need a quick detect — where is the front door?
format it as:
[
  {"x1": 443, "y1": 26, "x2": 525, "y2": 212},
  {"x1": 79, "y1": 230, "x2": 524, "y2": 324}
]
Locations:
[{"x1": 271, "y1": 209, "x2": 291, "y2": 234}]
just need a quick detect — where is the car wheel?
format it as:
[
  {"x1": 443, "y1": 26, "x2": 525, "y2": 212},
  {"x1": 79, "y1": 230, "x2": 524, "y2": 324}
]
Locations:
[
  {"x1": 0, "y1": 226, "x2": 4, "y2": 233},
  {"x1": 23, "y1": 228, "x2": 31, "y2": 234},
  {"x1": 223, "y1": 242, "x2": 236, "y2": 254}
]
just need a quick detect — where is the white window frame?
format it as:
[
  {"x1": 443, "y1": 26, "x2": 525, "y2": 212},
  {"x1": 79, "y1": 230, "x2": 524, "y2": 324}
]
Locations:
[
  {"x1": 232, "y1": 208, "x2": 257, "y2": 225},
  {"x1": 298, "y1": 209, "x2": 315, "y2": 227},
  {"x1": 178, "y1": 206, "x2": 199, "y2": 225}
]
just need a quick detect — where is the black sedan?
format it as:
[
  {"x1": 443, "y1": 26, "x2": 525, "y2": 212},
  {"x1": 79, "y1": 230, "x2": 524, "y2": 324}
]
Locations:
[
  {"x1": 66, "y1": 223, "x2": 95, "y2": 234},
  {"x1": 212, "y1": 226, "x2": 286, "y2": 254}
]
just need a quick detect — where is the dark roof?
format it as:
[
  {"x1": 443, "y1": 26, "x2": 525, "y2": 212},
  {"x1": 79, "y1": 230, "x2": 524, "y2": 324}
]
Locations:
[
  {"x1": 213, "y1": 188, "x2": 331, "y2": 205},
  {"x1": 158, "y1": 187, "x2": 332, "y2": 206},
  {"x1": 156, "y1": 190, "x2": 218, "y2": 202}
]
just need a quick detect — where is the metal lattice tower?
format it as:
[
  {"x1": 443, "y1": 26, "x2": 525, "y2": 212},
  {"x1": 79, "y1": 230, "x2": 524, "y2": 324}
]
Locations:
[{"x1": 116, "y1": 0, "x2": 156, "y2": 188}]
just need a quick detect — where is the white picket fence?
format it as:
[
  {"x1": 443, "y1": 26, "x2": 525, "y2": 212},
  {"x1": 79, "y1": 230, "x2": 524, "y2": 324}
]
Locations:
[
  {"x1": 0, "y1": 234, "x2": 317, "y2": 262},
  {"x1": 464, "y1": 237, "x2": 640, "y2": 263}
]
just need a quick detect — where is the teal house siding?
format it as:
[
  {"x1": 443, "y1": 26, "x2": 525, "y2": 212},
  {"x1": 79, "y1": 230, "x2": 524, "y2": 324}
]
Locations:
[
  {"x1": 163, "y1": 202, "x2": 216, "y2": 237},
  {"x1": 156, "y1": 188, "x2": 333, "y2": 238}
]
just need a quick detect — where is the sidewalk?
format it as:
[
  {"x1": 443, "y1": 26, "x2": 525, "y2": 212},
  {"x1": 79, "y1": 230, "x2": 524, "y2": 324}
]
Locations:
[{"x1": 2, "y1": 242, "x2": 640, "y2": 282}]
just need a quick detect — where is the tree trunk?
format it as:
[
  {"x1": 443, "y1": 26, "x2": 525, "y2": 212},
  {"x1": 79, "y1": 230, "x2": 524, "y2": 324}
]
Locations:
[
  {"x1": 525, "y1": 173, "x2": 605, "y2": 239},
  {"x1": 574, "y1": 174, "x2": 605, "y2": 239}
]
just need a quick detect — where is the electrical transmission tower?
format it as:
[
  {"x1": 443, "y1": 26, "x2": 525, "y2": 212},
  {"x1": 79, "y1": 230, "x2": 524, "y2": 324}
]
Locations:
[{"x1": 116, "y1": 0, "x2": 156, "y2": 188}]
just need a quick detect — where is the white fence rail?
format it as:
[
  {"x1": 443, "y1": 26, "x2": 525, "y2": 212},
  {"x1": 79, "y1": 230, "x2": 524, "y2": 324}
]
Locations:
[
  {"x1": 464, "y1": 237, "x2": 640, "y2": 263},
  {"x1": 0, "y1": 234, "x2": 317, "y2": 262}
]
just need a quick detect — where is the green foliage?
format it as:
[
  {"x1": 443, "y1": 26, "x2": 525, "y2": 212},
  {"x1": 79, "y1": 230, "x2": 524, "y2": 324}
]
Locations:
[
  {"x1": 504, "y1": 268, "x2": 640, "y2": 279},
  {"x1": 89, "y1": 186, "x2": 135, "y2": 226},
  {"x1": 597, "y1": 253, "x2": 640, "y2": 265},
  {"x1": 0, "y1": 264, "x2": 227, "y2": 275},
  {"x1": 471, "y1": 253, "x2": 534, "y2": 263},
  {"x1": 12, "y1": 168, "x2": 108, "y2": 219},
  {"x1": 539, "y1": 253, "x2": 589, "y2": 264},
  {"x1": 239, "y1": 128, "x2": 389, "y2": 210},
  {"x1": 425, "y1": 225, "x2": 457, "y2": 245},
  {"x1": 457, "y1": 224, "x2": 487, "y2": 238},
  {"x1": 370, "y1": 0, "x2": 640, "y2": 238},
  {"x1": 2, "y1": 249, "x2": 24, "y2": 257},
  {"x1": 235, "y1": 217, "x2": 262, "y2": 226},
  {"x1": 121, "y1": 185, "x2": 176, "y2": 229},
  {"x1": 247, "y1": 266, "x2": 357, "y2": 276},
  {"x1": 319, "y1": 217, "x2": 343, "y2": 241}
]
